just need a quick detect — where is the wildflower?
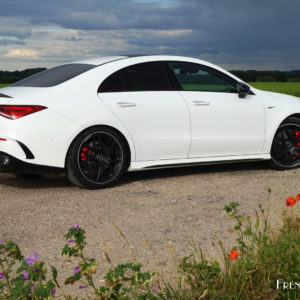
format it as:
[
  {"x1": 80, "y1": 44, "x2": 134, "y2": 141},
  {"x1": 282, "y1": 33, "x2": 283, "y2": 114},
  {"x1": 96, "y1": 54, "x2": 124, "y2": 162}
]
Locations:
[
  {"x1": 33, "y1": 268, "x2": 38, "y2": 273},
  {"x1": 0, "y1": 239, "x2": 2, "y2": 243},
  {"x1": 73, "y1": 266, "x2": 80, "y2": 276},
  {"x1": 23, "y1": 270, "x2": 30, "y2": 280},
  {"x1": 26, "y1": 252, "x2": 38, "y2": 265},
  {"x1": 296, "y1": 193, "x2": 300, "y2": 201},
  {"x1": 51, "y1": 288, "x2": 56, "y2": 295},
  {"x1": 228, "y1": 249, "x2": 239, "y2": 260},
  {"x1": 79, "y1": 285, "x2": 86, "y2": 289},
  {"x1": 72, "y1": 224, "x2": 79, "y2": 231},
  {"x1": 230, "y1": 198, "x2": 233, "y2": 202},
  {"x1": 0, "y1": 272, "x2": 4, "y2": 279},
  {"x1": 68, "y1": 239, "x2": 74, "y2": 244},
  {"x1": 286, "y1": 196, "x2": 296, "y2": 207},
  {"x1": 30, "y1": 285, "x2": 34, "y2": 291},
  {"x1": 153, "y1": 285, "x2": 158, "y2": 292}
]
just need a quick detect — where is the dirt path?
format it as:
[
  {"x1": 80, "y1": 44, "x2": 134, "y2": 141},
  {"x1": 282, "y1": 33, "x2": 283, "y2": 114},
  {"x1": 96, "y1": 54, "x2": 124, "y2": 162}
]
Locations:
[{"x1": 0, "y1": 161, "x2": 298, "y2": 296}]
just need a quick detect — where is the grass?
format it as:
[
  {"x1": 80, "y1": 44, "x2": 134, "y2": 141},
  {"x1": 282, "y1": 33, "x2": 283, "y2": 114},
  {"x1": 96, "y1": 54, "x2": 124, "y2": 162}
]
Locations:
[
  {"x1": 0, "y1": 84, "x2": 9, "y2": 88},
  {"x1": 250, "y1": 82, "x2": 300, "y2": 98}
]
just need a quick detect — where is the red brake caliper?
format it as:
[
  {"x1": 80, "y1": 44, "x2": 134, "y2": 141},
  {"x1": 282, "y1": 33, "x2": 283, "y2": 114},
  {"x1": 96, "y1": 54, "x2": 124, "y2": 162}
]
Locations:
[
  {"x1": 80, "y1": 146, "x2": 91, "y2": 161},
  {"x1": 296, "y1": 130, "x2": 300, "y2": 156}
]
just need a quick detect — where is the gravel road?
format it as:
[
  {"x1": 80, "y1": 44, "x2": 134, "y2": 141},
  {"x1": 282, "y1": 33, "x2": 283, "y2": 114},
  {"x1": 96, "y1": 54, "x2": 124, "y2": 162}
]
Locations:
[{"x1": 0, "y1": 161, "x2": 298, "y2": 296}]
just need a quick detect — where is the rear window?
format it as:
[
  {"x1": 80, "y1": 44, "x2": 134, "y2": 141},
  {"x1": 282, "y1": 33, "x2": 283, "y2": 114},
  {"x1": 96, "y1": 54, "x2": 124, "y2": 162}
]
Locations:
[{"x1": 13, "y1": 64, "x2": 96, "y2": 87}]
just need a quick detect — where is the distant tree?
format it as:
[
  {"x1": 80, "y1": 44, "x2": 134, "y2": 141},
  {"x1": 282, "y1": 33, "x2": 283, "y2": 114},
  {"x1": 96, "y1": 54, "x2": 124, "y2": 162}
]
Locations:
[{"x1": 0, "y1": 68, "x2": 46, "y2": 84}]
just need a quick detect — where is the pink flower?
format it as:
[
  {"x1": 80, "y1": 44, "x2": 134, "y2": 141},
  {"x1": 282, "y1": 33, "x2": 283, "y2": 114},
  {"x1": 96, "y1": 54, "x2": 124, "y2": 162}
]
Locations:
[
  {"x1": 73, "y1": 266, "x2": 80, "y2": 276},
  {"x1": 79, "y1": 285, "x2": 86, "y2": 289},
  {"x1": 0, "y1": 272, "x2": 4, "y2": 279},
  {"x1": 23, "y1": 270, "x2": 29, "y2": 280},
  {"x1": 26, "y1": 252, "x2": 38, "y2": 265},
  {"x1": 72, "y1": 224, "x2": 79, "y2": 231},
  {"x1": 51, "y1": 288, "x2": 56, "y2": 295}
]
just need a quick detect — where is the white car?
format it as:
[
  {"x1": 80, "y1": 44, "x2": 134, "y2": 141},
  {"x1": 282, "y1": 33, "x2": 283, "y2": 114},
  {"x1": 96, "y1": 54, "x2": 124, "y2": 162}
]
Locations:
[{"x1": 0, "y1": 55, "x2": 299, "y2": 189}]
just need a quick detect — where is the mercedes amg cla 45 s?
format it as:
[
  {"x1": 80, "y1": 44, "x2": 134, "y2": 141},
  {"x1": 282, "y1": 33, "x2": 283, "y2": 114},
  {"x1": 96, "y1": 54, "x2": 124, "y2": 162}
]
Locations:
[{"x1": 0, "y1": 55, "x2": 300, "y2": 189}]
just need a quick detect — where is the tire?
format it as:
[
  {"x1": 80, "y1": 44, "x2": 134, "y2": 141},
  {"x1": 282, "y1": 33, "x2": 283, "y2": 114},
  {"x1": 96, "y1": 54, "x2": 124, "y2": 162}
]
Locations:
[
  {"x1": 270, "y1": 117, "x2": 300, "y2": 170},
  {"x1": 66, "y1": 126, "x2": 129, "y2": 189},
  {"x1": 14, "y1": 174, "x2": 43, "y2": 179}
]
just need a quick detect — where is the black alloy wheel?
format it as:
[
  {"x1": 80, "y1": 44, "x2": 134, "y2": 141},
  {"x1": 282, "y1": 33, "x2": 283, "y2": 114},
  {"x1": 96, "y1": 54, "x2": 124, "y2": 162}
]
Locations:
[
  {"x1": 66, "y1": 127, "x2": 129, "y2": 189},
  {"x1": 270, "y1": 117, "x2": 300, "y2": 170}
]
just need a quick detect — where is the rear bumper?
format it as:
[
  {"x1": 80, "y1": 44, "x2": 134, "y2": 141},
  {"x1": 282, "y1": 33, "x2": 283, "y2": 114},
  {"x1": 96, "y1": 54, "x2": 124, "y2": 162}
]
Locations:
[{"x1": 0, "y1": 152, "x2": 64, "y2": 174}]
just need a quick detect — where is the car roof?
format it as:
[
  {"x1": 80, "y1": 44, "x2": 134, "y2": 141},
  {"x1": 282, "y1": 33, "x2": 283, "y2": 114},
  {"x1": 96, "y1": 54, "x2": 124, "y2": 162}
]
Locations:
[
  {"x1": 72, "y1": 56, "x2": 128, "y2": 66},
  {"x1": 72, "y1": 54, "x2": 199, "y2": 66}
]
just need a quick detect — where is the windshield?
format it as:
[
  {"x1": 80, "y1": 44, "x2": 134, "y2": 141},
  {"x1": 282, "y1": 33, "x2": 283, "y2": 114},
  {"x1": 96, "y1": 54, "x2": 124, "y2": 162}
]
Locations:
[{"x1": 13, "y1": 64, "x2": 96, "y2": 87}]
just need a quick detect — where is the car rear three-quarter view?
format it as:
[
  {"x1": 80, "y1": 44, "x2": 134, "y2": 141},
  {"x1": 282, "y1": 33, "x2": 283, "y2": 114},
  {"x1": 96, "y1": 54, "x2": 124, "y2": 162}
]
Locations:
[{"x1": 1, "y1": 55, "x2": 300, "y2": 189}]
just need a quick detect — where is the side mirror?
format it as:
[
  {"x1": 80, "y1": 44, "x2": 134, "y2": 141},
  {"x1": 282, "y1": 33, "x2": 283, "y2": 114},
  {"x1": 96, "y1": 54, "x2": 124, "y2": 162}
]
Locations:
[{"x1": 237, "y1": 82, "x2": 250, "y2": 98}]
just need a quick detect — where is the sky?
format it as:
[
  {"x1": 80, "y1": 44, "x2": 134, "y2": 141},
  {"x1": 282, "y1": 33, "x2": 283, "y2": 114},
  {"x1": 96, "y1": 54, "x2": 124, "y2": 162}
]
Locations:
[{"x1": 0, "y1": 0, "x2": 299, "y2": 71}]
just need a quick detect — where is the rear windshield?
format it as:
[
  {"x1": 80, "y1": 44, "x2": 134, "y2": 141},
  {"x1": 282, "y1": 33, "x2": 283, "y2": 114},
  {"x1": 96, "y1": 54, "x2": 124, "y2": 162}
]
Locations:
[{"x1": 13, "y1": 64, "x2": 96, "y2": 87}]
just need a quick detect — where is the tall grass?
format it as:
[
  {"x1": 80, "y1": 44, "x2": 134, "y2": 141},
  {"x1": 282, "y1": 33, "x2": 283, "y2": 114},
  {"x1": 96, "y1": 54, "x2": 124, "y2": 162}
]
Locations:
[{"x1": 161, "y1": 193, "x2": 300, "y2": 300}]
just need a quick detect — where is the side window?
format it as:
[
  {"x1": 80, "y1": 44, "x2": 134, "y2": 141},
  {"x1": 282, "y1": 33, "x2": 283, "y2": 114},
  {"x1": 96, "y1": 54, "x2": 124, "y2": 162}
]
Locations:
[
  {"x1": 168, "y1": 62, "x2": 237, "y2": 93},
  {"x1": 98, "y1": 62, "x2": 170, "y2": 93},
  {"x1": 98, "y1": 71, "x2": 123, "y2": 93},
  {"x1": 122, "y1": 62, "x2": 170, "y2": 91}
]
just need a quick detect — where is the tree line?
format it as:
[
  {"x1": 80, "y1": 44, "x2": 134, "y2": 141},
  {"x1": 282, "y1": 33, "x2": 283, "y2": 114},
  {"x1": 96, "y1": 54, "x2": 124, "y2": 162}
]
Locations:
[
  {"x1": 230, "y1": 70, "x2": 300, "y2": 82},
  {"x1": 0, "y1": 68, "x2": 300, "y2": 83}
]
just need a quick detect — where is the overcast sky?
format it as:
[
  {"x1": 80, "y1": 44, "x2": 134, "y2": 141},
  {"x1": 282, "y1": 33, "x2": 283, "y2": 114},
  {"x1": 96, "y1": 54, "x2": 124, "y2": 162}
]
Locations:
[{"x1": 0, "y1": 0, "x2": 299, "y2": 71}]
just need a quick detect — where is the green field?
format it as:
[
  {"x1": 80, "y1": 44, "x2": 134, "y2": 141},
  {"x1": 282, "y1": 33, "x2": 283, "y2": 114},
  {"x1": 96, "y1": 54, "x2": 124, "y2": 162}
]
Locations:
[
  {"x1": 1, "y1": 82, "x2": 300, "y2": 98},
  {"x1": 250, "y1": 82, "x2": 300, "y2": 98}
]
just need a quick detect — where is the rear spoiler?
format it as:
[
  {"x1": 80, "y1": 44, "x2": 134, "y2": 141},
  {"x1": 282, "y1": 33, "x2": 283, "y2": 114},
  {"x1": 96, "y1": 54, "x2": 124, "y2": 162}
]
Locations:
[{"x1": 0, "y1": 93, "x2": 12, "y2": 98}]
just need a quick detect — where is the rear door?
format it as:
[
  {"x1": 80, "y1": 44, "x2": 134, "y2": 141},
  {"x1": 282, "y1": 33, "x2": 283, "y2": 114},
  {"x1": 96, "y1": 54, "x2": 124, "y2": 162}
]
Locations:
[{"x1": 98, "y1": 62, "x2": 190, "y2": 161}]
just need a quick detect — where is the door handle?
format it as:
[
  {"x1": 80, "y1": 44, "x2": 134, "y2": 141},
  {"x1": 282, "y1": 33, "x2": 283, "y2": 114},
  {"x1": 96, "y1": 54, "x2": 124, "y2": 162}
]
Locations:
[
  {"x1": 117, "y1": 102, "x2": 136, "y2": 107},
  {"x1": 193, "y1": 100, "x2": 210, "y2": 106}
]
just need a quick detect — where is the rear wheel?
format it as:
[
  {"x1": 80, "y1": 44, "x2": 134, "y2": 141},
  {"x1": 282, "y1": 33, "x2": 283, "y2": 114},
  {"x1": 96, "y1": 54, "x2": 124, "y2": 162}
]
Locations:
[
  {"x1": 66, "y1": 127, "x2": 129, "y2": 189},
  {"x1": 270, "y1": 117, "x2": 300, "y2": 170}
]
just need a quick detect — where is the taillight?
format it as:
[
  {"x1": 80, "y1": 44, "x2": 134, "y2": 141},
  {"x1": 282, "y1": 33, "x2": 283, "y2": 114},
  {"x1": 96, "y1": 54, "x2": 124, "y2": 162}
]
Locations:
[{"x1": 0, "y1": 105, "x2": 47, "y2": 119}]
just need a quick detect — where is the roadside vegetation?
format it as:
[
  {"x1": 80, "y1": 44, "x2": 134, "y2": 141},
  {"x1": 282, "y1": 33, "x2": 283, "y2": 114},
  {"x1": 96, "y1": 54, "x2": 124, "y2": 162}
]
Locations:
[
  {"x1": 1, "y1": 190, "x2": 300, "y2": 299},
  {"x1": 251, "y1": 82, "x2": 300, "y2": 98}
]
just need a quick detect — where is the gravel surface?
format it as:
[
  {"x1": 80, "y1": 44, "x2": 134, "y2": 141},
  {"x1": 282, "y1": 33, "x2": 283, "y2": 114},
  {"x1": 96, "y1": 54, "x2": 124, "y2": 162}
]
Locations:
[{"x1": 0, "y1": 161, "x2": 299, "y2": 296}]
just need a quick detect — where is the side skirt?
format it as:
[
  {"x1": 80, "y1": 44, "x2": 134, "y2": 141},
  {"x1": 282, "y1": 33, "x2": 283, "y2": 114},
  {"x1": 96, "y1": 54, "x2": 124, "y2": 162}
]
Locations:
[{"x1": 128, "y1": 154, "x2": 270, "y2": 171}]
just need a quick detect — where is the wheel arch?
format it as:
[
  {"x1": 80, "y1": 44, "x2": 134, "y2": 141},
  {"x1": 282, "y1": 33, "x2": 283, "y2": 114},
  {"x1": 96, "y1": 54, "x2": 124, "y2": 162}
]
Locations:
[
  {"x1": 64, "y1": 124, "x2": 132, "y2": 169},
  {"x1": 279, "y1": 114, "x2": 300, "y2": 125}
]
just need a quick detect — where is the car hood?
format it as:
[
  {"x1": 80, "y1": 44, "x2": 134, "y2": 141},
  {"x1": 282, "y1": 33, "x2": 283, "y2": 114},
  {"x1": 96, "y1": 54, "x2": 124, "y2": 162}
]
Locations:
[
  {"x1": 252, "y1": 87, "x2": 300, "y2": 104},
  {"x1": 0, "y1": 86, "x2": 47, "y2": 103}
]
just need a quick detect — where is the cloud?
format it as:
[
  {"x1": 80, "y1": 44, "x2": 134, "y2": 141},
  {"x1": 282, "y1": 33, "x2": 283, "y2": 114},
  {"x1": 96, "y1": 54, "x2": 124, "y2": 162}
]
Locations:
[
  {"x1": 5, "y1": 49, "x2": 39, "y2": 58},
  {"x1": 0, "y1": 0, "x2": 299, "y2": 70},
  {"x1": 0, "y1": 39, "x2": 26, "y2": 45}
]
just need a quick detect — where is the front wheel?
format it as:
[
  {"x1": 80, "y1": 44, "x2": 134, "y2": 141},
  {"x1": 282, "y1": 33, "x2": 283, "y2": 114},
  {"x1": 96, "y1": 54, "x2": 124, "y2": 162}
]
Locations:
[
  {"x1": 66, "y1": 127, "x2": 129, "y2": 189},
  {"x1": 270, "y1": 117, "x2": 300, "y2": 170}
]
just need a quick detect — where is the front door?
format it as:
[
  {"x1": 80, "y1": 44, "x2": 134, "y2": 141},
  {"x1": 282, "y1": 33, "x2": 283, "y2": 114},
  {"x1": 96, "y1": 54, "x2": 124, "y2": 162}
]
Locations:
[{"x1": 167, "y1": 61, "x2": 265, "y2": 158}]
